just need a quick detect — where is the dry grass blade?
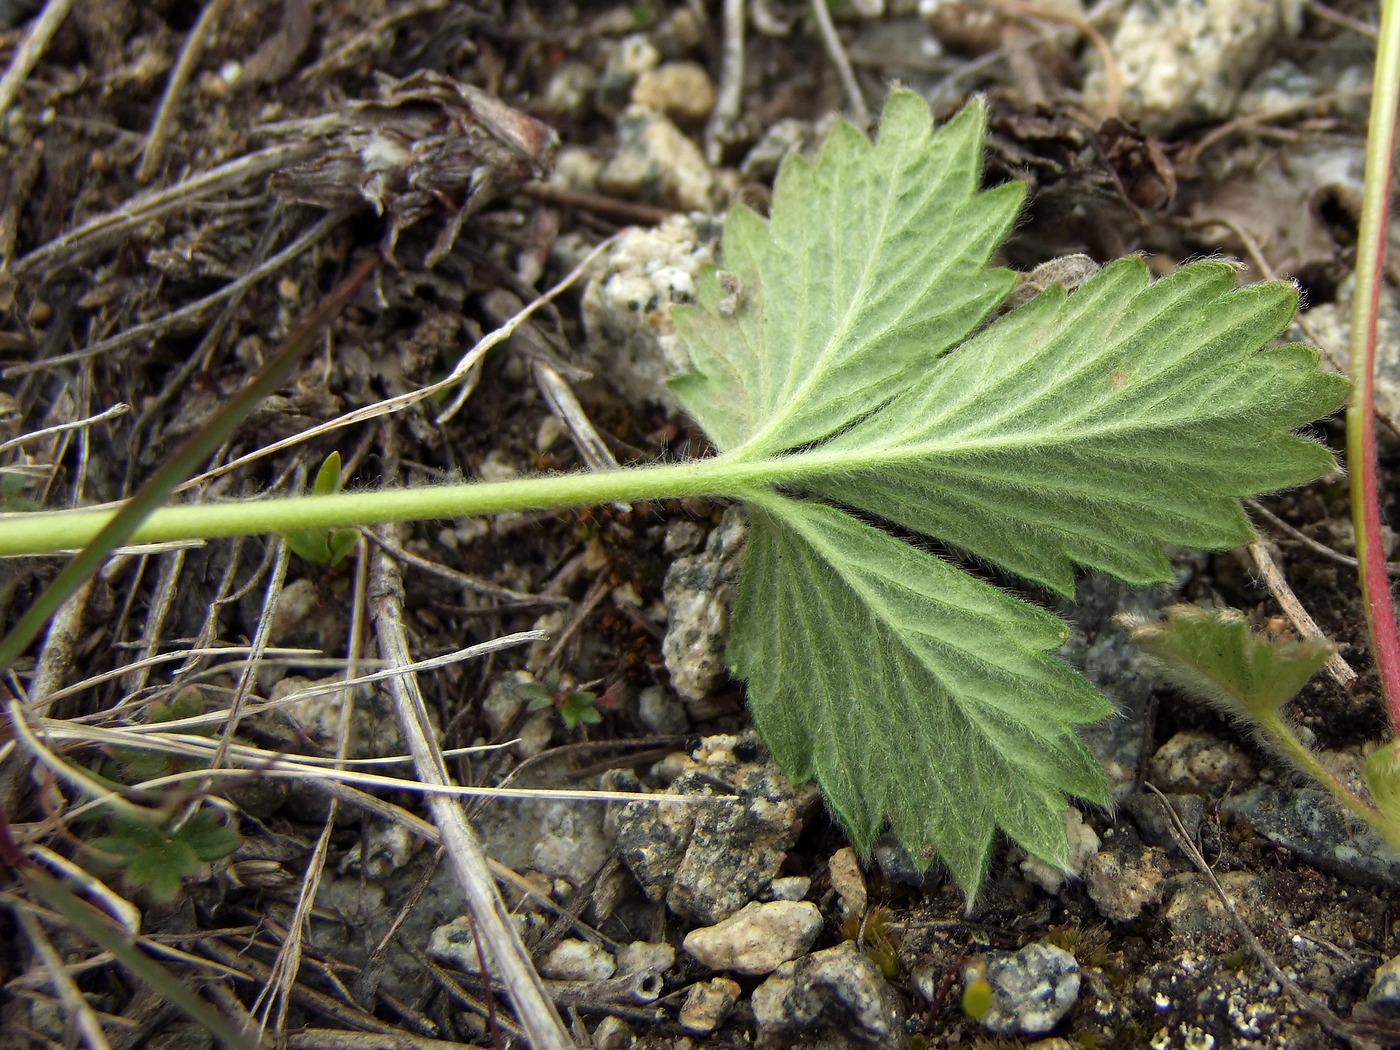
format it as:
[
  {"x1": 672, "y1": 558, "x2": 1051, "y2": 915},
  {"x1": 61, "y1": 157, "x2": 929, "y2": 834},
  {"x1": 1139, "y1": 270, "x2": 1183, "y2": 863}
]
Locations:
[
  {"x1": 11, "y1": 902, "x2": 116, "y2": 1050},
  {"x1": 1247, "y1": 541, "x2": 1357, "y2": 687},
  {"x1": 135, "y1": 0, "x2": 235, "y2": 182},
  {"x1": 369, "y1": 532, "x2": 576, "y2": 1050}
]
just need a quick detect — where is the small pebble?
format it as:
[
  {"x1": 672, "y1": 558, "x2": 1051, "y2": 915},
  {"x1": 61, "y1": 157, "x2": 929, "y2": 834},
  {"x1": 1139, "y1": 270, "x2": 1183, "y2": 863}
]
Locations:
[
  {"x1": 1150, "y1": 730, "x2": 1255, "y2": 792},
  {"x1": 1085, "y1": 845, "x2": 1170, "y2": 922},
  {"x1": 683, "y1": 900, "x2": 823, "y2": 975},
  {"x1": 631, "y1": 61, "x2": 716, "y2": 123},
  {"x1": 637, "y1": 684, "x2": 689, "y2": 735},
  {"x1": 1362, "y1": 954, "x2": 1400, "y2": 1019},
  {"x1": 540, "y1": 939, "x2": 616, "y2": 981},
  {"x1": 1164, "y1": 871, "x2": 1266, "y2": 951},
  {"x1": 1020, "y1": 807, "x2": 1100, "y2": 895},
  {"x1": 679, "y1": 977, "x2": 741, "y2": 1033},
  {"x1": 590, "y1": 1016, "x2": 632, "y2": 1050},
  {"x1": 598, "y1": 106, "x2": 713, "y2": 212},
  {"x1": 828, "y1": 846, "x2": 867, "y2": 918},
  {"x1": 616, "y1": 940, "x2": 676, "y2": 977},
  {"x1": 752, "y1": 942, "x2": 905, "y2": 1046},
  {"x1": 767, "y1": 875, "x2": 811, "y2": 901}
]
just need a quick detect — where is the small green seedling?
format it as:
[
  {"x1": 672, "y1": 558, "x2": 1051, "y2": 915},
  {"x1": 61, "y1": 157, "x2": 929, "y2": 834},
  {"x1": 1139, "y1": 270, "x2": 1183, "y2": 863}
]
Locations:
[
  {"x1": 1132, "y1": 605, "x2": 1400, "y2": 852},
  {"x1": 281, "y1": 452, "x2": 359, "y2": 566},
  {"x1": 104, "y1": 687, "x2": 213, "y2": 783},
  {"x1": 0, "y1": 93, "x2": 1350, "y2": 899},
  {"x1": 516, "y1": 670, "x2": 601, "y2": 730},
  {"x1": 86, "y1": 806, "x2": 239, "y2": 902}
]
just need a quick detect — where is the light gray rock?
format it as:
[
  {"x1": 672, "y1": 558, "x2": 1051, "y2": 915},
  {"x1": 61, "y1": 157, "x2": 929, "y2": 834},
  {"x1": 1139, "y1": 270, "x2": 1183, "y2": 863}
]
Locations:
[
  {"x1": 662, "y1": 507, "x2": 748, "y2": 707},
  {"x1": 752, "y1": 942, "x2": 905, "y2": 1049},
  {"x1": 597, "y1": 34, "x2": 661, "y2": 114},
  {"x1": 1223, "y1": 784, "x2": 1400, "y2": 892},
  {"x1": 976, "y1": 942, "x2": 1081, "y2": 1036},
  {"x1": 598, "y1": 106, "x2": 713, "y2": 212},
  {"x1": 540, "y1": 938, "x2": 617, "y2": 981},
  {"x1": 428, "y1": 913, "x2": 532, "y2": 974},
  {"x1": 637, "y1": 684, "x2": 689, "y2": 735},
  {"x1": 683, "y1": 900, "x2": 823, "y2": 975},
  {"x1": 1163, "y1": 871, "x2": 1267, "y2": 951},
  {"x1": 1124, "y1": 791, "x2": 1206, "y2": 851},
  {"x1": 1306, "y1": 279, "x2": 1400, "y2": 423},
  {"x1": 767, "y1": 875, "x2": 812, "y2": 901},
  {"x1": 1082, "y1": 0, "x2": 1302, "y2": 134},
  {"x1": 616, "y1": 940, "x2": 676, "y2": 977},
  {"x1": 1085, "y1": 844, "x2": 1170, "y2": 922},
  {"x1": 1362, "y1": 954, "x2": 1400, "y2": 1019},
  {"x1": 679, "y1": 976, "x2": 741, "y2": 1033}
]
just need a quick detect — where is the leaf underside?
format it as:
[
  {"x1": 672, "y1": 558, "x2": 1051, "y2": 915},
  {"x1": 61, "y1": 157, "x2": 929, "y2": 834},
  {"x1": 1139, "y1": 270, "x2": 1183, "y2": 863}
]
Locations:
[{"x1": 671, "y1": 91, "x2": 1350, "y2": 898}]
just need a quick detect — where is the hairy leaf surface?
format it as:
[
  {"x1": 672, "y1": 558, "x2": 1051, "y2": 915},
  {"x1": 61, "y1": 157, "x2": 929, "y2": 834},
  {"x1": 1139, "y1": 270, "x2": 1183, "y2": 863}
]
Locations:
[{"x1": 671, "y1": 91, "x2": 1350, "y2": 898}]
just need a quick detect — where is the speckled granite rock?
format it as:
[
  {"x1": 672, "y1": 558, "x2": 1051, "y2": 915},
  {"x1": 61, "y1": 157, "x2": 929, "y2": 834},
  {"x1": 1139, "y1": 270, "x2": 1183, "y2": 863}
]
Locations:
[
  {"x1": 1222, "y1": 784, "x2": 1400, "y2": 892},
  {"x1": 607, "y1": 732, "x2": 819, "y2": 924},
  {"x1": 751, "y1": 941, "x2": 905, "y2": 1049},
  {"x1": 976, "y1": 942, "x2": 1081, "y2": 1036}
]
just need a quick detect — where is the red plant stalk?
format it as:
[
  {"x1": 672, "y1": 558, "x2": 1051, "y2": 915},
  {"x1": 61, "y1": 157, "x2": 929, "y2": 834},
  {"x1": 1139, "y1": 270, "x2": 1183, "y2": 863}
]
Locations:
[{"x1": 1346, "y1": 0, "x2": 1400, "y2": 731}]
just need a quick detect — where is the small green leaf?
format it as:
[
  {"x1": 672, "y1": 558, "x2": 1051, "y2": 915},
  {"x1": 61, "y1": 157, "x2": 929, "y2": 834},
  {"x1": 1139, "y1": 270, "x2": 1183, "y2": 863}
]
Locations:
[
  {"x1": 283, "y1": 453, "x2": 357, "y2": 565},
  {"x1": 174, "y1": 809, "x2": 241, "y2": 862},
  {"x1": 312, "y1": 451, "x2": 344, "y2": 496},
  {"x1": 126, "y1": 838, "x2": 201, "y2": 901},
  {"x1": 1365, "y1": 741, "x2": 1400, "y2": 824},
  {"x1": 559, "y1": 690, "x2": 601, "y2": 729},
  {"x1": 1129, "y1": 604, "x2": 1333, "y2": 722}
]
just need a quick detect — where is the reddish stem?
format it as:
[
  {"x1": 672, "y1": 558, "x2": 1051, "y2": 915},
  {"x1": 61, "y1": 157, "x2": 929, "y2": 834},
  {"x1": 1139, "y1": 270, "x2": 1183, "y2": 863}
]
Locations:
[{"x1": 1347, "y1": 0, "x2": 1400, "y2": 730}]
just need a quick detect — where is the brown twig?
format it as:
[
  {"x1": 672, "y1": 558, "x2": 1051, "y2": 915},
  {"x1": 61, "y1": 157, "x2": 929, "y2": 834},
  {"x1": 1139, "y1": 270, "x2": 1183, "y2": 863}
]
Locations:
[
  {"x1": 1248, "y1": 541, "x2": 1358, "y2": 687},
  {"x1": 136, "y1": 0, "x2": 235, "y2": 182},
  {"x1": 0, "y1": 0, "x2": 76, "y2": 116}
]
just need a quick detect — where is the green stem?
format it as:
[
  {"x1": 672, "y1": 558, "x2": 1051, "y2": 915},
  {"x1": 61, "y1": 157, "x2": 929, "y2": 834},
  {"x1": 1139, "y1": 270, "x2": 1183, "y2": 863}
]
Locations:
[{"x1": 0, "y1": 457, "x2": 781, "y2": 556}]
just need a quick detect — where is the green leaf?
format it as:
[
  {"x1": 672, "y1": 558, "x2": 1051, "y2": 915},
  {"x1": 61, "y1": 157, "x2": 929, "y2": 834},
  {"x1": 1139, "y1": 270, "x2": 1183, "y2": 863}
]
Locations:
[
  {"x1": 1129, "y1": 604, "x2": 1333, "y2": 722},
  {"x1": 126, "y1": 838, "x2": 201, "y2": 901},
  {"x1": 283, "y1": 453, "x2": 358, "y2": 565},
  {"x1": 669, "y1": 90, "x2": 1349, "y2": 899},
  {"x1": 560, "y1": 690, "x2": 601, "y2": 729},
  {"x1": 312, "y1": 451, "x2": 344, "y2": 496},
  {"x1": 174, "y1": 808, "x2": 241, "y2": 862},
  {"x1": 802, "y1": 258, "x2": 1348, "y2": 595},
  {"x1": 672, "y1": 93, "x2": 1022, "y2": 456},
  {"x1": 734, "y1": 492, "x2": 1111, "y2": 893}
]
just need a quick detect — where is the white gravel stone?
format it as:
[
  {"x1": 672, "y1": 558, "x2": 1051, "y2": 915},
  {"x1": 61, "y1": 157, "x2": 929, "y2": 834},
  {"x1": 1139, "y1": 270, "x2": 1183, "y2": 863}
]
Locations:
[
  {"x1": 540, "y1": 938, "x2": 617, "y2": 981},
  {"x1": 683, "y1": 900, "x2": 823, "y2": 975},
  {"x1": 1083, "y1": 0, "x2": 1302, "y2": 134}
]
